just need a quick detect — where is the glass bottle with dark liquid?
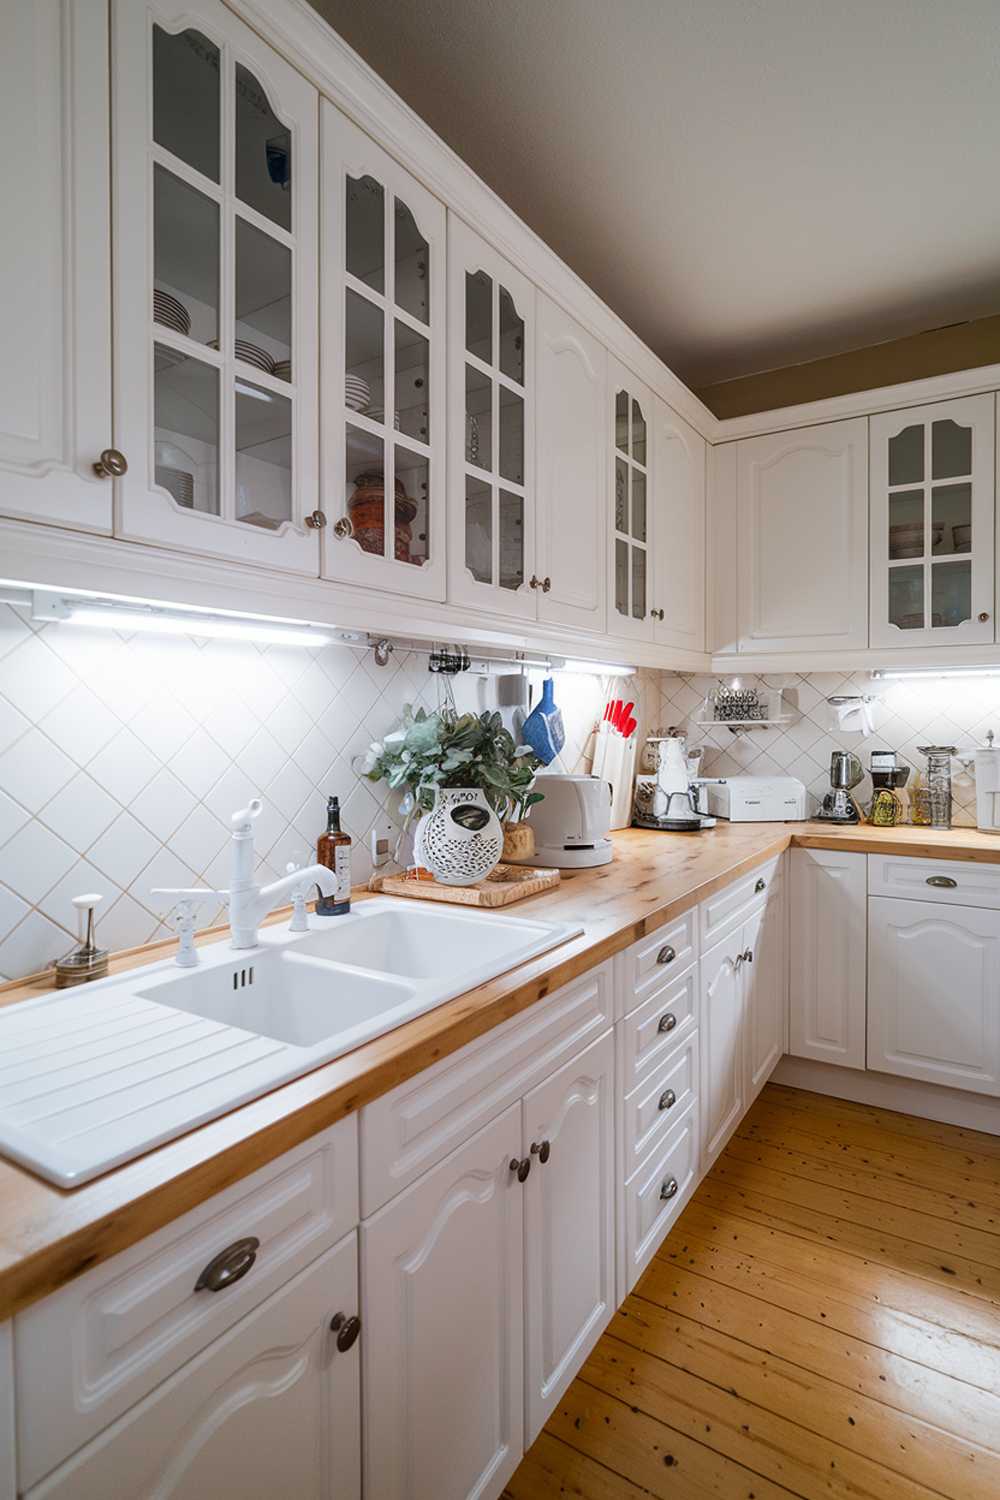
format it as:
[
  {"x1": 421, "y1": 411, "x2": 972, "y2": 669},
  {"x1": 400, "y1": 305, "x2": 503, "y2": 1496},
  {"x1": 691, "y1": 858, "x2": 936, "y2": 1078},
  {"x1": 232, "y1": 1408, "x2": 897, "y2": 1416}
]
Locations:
[{"x1": 316, "y1": 795, "x2": 352, "y2": 914}]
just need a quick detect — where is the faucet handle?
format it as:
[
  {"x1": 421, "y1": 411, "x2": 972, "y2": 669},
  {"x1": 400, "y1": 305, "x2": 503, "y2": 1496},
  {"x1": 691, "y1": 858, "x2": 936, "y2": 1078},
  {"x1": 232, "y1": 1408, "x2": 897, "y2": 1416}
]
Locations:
[
  {"x1": 286, "y1": 862, "x2": 311, "y2": 932},
  {"x1": 151, "y1": 888, "x2": 225, "y2": 967},
  {"x1": 232, "y1": 799, "x2": 263, "y2": 833}
]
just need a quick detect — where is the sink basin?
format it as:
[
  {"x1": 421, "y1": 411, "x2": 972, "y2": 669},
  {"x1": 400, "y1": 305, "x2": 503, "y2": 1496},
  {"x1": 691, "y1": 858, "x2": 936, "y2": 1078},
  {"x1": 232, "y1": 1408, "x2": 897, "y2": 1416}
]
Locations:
[
  {"x1": 135, "y1": 950, "x2": 416, "y2": 1049},
  {"x1": 285, "y1": 899, "x2": 574, "y2": 986},
  {"x1": 0, "y1": 897, "x2": 582, "y2": 1186}
]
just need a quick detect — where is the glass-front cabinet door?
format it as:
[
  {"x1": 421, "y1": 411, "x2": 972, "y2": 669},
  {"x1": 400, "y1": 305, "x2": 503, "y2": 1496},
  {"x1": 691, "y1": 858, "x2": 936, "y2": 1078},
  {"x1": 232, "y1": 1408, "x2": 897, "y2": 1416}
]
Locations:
[
  {"x1": 322, "y1": 106, "x2": 446, "y2": 600},
  {"x1": 608, "y1": 357, "x2": 653, "y2": 641},
  {"x1": 870, "y1": 395, "x2": 995, "y2": 648},
  {"x1": 113, "y1": 0, "x2": 319, "y2": 572},
  {"x1": 447, "y1": 219, "x2": 536, "y2": 618}
]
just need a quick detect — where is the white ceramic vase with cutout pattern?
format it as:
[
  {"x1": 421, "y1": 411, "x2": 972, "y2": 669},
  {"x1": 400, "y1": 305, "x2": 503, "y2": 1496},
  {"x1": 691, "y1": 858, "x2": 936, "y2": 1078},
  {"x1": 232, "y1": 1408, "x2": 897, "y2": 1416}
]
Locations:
[{"x1": 413, "y1": 788, "x2": 504, "y2": 886}]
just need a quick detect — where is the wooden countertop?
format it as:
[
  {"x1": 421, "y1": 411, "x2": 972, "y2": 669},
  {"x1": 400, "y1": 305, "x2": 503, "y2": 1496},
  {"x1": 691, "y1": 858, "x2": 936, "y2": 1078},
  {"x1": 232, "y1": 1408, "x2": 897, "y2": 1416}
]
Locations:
[{"x1": 1, "y1": 819, "x2": 998, "y2": 1320}]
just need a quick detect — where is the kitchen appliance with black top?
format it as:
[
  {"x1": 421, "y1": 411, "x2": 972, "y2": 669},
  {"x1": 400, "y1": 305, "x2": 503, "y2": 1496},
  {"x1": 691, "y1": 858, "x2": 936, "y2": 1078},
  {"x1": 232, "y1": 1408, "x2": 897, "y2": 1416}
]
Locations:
[
  {"x1": 813, "y1": 749, "x2": 864, "y2": 824},
  {"x1": 868, "y1": 749, "x2": 910, "y2": 827}
]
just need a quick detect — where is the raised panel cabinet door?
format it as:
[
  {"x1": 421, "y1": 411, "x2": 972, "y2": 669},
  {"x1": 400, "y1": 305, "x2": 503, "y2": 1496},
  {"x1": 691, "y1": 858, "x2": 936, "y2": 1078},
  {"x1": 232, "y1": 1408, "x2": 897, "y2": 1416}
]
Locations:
[
  {"x1": 0, "y1": 1322, "x2": 12, "y2": 1500},
  {"x1": 736, "y1": 417, "x2": 868, "y2": 653},
  {"x1": 26, "y1": 1235, "x2": 361, "y2": 1500},
  {"x1": 322, "y1": 103, "x2": 447, "y2": 600},
  {"x1": 868, "y1": 896, "x2": 1000, "y2": 1094},
  {"x1": 652, "y1": 399, "x2": 706, "y2": 652},
  {"x1": 870, "y1": 394, "x2": 995, "y2": 648},
  {"x1": 534, "y1": 294, "x2": 607, "y2": 631},
  {"x1": 113, "y1": 0, "x2": 320, "y2": 572},
  {"x1": 789, "y1": 848, "x2": 866, "y2": 1069},
  {"x1": 361, "y1": 1103, "x2": 524, "y2": 1500},
  {"x1": 699, "y1": 932, "x2": 745, "y2": 1170},
  {"x1": 607, "y1": 354, "x2": 654, "y2": 642},
  {"x1": 0, "y1": 0, "x2": 112, "y2": 533},
  {"x1": 522, "y1": 1029, "x2": 615, "y2": 1444},
  {"x1": 745, "y1": 878, "x2": 786, "y2": 1101},
  {"x1": 448, "y1": 217, "x2": 537, "y2": 619}
]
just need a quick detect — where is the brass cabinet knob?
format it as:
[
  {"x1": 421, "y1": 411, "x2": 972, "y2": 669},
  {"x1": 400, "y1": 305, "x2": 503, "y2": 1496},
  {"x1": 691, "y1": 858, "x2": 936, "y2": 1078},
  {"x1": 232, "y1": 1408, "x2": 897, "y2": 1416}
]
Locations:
[
  {"x1": 979, "y1": 612, "x2": 990, "y2": 622},
  {"x1": 530, "y1": 1139, "x2": 551, "y2": 1164},
  {"x1": 93, "y1": 447, "x2": 128, "y2": 478},
  {"x1": 657, "y1": 944, "x2": 676, "y2": 966},
  {"x1": 509, "y1": 1155, "x2": 531, "y2": 1183},
  {"x1": 541, "y1": 576, "x2": 552, "y2": 593},
  {"x1": 529, "y1": 575, "x2": 540, "y2": 590},
  {"x1": 332, "y1": 515, "x2": 353, "y2": 538},
  {"x1": 658, "y1": 1088, "x2": 677, "y2": 1112},
  {"x1": 194, "y1": 1236, "x2": 260, "y2": 1293},
  {"x1": 650, "y1": 608, "x2": 665, "y2": 620},
  {"x1": 754, "y1": 877, "x2": 766, "y2": 893},
  {"x1": 658, "y1": 1011, "x2": 678, "y2": 1034},
  {"x1": 305, "y1": 509, "x2": 327, "y2": 529},
  {"x1": 329, "y1": 1311, "x2": 362, "y2": 1351},
  {"x1": 659, "y1": 1176, "x2": 679, "y2": 1202}
]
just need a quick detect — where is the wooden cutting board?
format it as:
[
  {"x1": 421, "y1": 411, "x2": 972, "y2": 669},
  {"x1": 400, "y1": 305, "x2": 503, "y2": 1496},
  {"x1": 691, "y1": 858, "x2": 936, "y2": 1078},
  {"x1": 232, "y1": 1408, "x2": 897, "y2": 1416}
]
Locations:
[{"x1": 368, "y1": 864, "x2": 561, "y2": 907}]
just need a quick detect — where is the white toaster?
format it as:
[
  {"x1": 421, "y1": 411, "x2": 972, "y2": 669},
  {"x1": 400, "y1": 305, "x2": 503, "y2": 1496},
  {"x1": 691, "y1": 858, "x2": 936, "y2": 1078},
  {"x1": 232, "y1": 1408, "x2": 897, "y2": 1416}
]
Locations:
[{"x1": 706, "y1": 775, "x2": 807, "y2": 822}]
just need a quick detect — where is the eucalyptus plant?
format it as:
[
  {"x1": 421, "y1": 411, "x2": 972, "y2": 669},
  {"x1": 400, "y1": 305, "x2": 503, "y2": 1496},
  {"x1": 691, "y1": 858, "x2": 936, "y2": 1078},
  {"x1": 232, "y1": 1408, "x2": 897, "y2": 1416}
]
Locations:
[{"x1": 359, "y1": 704, "x2": 544, "y2": 824}]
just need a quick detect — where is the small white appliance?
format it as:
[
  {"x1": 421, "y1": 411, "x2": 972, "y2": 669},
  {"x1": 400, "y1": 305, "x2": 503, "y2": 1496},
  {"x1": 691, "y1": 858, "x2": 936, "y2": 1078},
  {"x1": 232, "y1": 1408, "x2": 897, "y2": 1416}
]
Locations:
[
  {"x1": 974, "y1": 730, "x2": 1000, "y2": 833},
  {"x1": 516, "y1": 773, "x2": 613, "y2": 868},
  {"x1": 706, "y1": 775, "x2": 807, "y2": 822}
]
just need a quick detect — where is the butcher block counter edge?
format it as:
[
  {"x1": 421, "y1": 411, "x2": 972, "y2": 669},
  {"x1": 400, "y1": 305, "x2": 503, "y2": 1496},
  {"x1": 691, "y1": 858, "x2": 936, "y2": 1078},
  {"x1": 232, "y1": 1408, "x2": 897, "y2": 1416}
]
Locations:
[{"x1": 0, "y1": 820, "x2": 998, "y2": 1318}]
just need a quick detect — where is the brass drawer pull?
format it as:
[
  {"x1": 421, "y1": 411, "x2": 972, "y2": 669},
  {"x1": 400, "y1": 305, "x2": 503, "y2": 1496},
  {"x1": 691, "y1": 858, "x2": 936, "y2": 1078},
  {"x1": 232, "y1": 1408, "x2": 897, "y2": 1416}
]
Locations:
[
  {"x1": 194, "y1": 1236, "x2": 260, "y2": 1293},
  {"x1": 926, "y1": 875, "x2": 958, "y2": 889},
  {"x1": 658, "y1": 1012, "x2": 678, "y2": 1034},
  {"x1": 656, "y1": 944, "x2": 676, "y2": 966},
  {"x1": 658, "y1": 1088, "x2": 677, "y2": 1112},
  {"x1": 329, "y1": 1312, "x2": 362, "y2": 1351},
  {"x1": 660, "y1": 1177, "x2": 679, "y2": 1202}
]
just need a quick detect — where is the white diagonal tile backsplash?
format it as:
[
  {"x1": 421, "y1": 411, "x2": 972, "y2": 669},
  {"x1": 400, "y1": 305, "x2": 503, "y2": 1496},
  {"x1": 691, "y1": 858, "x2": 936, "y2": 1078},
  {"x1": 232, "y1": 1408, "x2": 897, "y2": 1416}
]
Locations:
[{"x1": 0, "y1": 602, "x2": 656, "y2": 981}]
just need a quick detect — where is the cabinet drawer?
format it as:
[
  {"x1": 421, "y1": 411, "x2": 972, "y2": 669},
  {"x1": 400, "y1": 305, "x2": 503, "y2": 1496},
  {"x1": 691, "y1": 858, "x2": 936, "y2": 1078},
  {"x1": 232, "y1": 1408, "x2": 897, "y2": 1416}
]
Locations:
[
  {"x1": 623, "y1": 1101, "x2": 699, "y2": 1295},
  {"x1": 621, "y1": 1030, "x2": 698, "y2": 1181},
  {"x1": 16, "y1": 1117, "x2": 358, "y2": 1490},
  {"x1": 361, "y1": 962, "x2": 613, "y2": 1216},
  {"x1": 619, "y1": 964, "x2": 698, "y2": 1097},
  {"x1": 616, "y1": 910, "x2": 698, "y2": 1018},
  {"x1": 700, "y1": 855, "x2": 781, "y2": 950},
  {"x1": 869, "y1": 854, "x2": 1000, "y2": 910},
  {"x1": 24, "y1": 1234, "x2": 359, "y2": 1500}
]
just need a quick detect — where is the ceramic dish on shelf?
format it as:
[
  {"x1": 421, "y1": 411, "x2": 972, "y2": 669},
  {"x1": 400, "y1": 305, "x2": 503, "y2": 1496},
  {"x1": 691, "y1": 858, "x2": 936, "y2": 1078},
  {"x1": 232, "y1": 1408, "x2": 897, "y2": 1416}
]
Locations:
[
  {"x1": 366, "y1": 406, "x2": 401, "y2": 429},
  {"x1": 207, "y1": 338, "x2": 276, "y2": 374},
  {"x1": 155, "y1": 464, "x2": 195, "y2": 508},
  {"x1": 273, "y1": 358, "x2": 292, "y2": 382},
  {"x1": 153, "y1": 287, "x2": 191, "y2": 337},
  {"x1": 953, "y1": 523, "x2": 972, "y2": 551},
  {"x1": 889, "y1": 521, "x2": 943, "y2": 559}
]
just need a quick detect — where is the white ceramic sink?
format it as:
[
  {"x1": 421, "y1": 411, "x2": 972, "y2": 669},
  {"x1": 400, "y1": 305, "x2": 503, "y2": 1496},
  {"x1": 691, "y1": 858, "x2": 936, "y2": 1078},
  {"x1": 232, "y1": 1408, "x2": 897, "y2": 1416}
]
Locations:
[{"x1": 0, "y1": 898, "x2": 581, "y2": 1186}]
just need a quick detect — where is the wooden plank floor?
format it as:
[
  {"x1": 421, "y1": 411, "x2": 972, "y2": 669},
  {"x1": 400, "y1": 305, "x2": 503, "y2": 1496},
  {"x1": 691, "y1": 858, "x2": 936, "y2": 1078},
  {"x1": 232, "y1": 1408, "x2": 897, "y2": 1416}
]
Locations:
[{"x1": 504, "y1": 1082, "x2": 1000, "y2": 1500}]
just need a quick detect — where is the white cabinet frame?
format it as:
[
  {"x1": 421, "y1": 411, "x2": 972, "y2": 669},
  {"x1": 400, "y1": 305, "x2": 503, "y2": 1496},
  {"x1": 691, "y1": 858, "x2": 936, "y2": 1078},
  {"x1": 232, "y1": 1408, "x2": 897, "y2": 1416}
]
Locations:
[{"x1": 789, "y1": 848, "x2": 867, "y2": 1070}]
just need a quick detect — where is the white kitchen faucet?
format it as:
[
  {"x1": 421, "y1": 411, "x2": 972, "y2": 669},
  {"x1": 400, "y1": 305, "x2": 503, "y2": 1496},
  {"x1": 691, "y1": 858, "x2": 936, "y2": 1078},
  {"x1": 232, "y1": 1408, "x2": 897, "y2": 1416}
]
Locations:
[{"x1": 153, "y1": 799, "x2": 340, "y2": 963}]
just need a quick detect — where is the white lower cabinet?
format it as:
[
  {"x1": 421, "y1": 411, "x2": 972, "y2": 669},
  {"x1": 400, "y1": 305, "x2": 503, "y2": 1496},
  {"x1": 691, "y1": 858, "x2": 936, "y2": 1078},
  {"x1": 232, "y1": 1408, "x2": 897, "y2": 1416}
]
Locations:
[
  {"x1": 1, "y1": 1323, "x2": 12, "y2": 1500},
  {"x1": 361, "y1": 1103, "x2": 525, "y2": 1500},
  {"x1": 789, "y1": 848, "x2": 867, "y2": 1069},
  {"x1": 746, "y1": 875, "x2": 786, "y2": 1100},
  {"x1": 868, "y1": 896, "x2": 1000, "y2": 1094},
  {"x1": 27, "y1": 1233, "x2": 360, "y2": 1500},
  {"x1": 523, "y1": 1030, "x2": 615, "y2": 1442}
]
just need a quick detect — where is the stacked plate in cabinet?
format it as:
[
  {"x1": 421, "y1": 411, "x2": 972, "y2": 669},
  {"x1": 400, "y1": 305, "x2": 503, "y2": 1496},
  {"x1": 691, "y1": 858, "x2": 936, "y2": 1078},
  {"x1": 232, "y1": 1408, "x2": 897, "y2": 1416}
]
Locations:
[
  {"x1": 153, "y1": 288, "x2": 191, "y2": 337},
  {"x1": 273, "y1": 358, "x2": 292, "y2": 383},
  {"x1": 346, "y1": 374, "x2": 370, "y2": 412}
]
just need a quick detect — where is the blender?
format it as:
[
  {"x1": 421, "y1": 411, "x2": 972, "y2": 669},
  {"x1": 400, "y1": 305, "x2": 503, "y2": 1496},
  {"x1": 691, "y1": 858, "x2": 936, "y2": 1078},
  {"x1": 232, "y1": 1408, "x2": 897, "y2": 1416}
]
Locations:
[{"x1": 814, "y1": 750, "x2": 864, "y2": 824}]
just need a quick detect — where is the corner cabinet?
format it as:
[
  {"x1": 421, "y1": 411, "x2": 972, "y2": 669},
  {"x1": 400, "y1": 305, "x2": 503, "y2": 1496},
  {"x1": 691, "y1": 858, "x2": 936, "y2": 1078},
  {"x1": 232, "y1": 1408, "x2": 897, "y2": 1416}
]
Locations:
[
  {"x1": 652, "y1": 399, "x2": 706, "y2": 653},
  {"x1": 788, "y1": 848, "x2": 867, "y2": 1070},
  {"x1": 736, "y1": 417, "x2": 868, "y2": 653},
  {"x1": 608, "y1": 358, "x2": 654, "y2": 642},
  {"x1": 870, "y1": 394, "x2": 995, "y2": 648},
  {"x1": 322, "y1": 105, "x2": 447, "y2": 600},
  {"x1": 448, "y1": 219, "x2": 537, "y2": 619},
  {"x1": 112, "y1": 0, "x2": 320, "y2": 572},
  {"x1": 0, "y1": 0, "x2": 113, "y2": 535}
]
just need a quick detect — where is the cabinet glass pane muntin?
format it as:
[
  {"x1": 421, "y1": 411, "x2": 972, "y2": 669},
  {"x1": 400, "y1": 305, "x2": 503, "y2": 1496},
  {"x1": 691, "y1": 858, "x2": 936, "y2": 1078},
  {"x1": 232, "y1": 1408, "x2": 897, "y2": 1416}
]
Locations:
[
  {"x1": 612, "y1": 386, "x2": 648, "y2": 622},
  {"x1": 884, "y1": 411, "x2": 977, "y2": 635},
  {"x1": 153, "y1": 26, "x2": 220, "y2": 182},
  {"x1": 154, "y1": 165, "x2": 219, "y2": 346},
  {"x1": 154, "y1": 345, "x2": 219, "y2": 514},
  {"x1": 460, "y1": 266, "x2": 527, "y2": 591},
  {"x1": 149, "y1": 21, "x2": 301, "y2": 531}
]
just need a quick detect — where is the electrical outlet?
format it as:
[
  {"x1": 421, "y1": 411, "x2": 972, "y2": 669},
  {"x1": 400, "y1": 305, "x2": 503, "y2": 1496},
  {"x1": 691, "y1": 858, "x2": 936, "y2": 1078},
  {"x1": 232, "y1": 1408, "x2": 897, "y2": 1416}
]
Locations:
[{"x1": 370, "y1": 818, "x2": 396, "y2": 869}]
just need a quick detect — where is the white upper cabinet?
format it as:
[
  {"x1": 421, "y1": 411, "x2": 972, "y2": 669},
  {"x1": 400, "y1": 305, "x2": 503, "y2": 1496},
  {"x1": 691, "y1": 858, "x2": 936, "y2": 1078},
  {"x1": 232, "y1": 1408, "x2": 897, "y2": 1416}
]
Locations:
[
  {"x1": 534, "y1": 295, "x2": 607, "y2": 632},
  {"x1": 608, "y1": 357, "x2": 654, "y2": 642},
  {"x1": 322, "y1": 106, "x2": 447, "y2": 600},
  {"x1": 0, "y1": 0, "x2": 113, "y2": 534},
  {"x1": 736, "y1": 417, "x2": 868, "y2": 653},
  {"x1": 870, "y1": 395, "x2": 995, "y2": 648},
  {"x1": 113, "y1": 0, "x2": 319, "y2": 572},
  {"x1": 651, "y1": 399, "x2": 705, "y2": 653},
  {"x1": 448, "y1": 218, "x2": 537, "y2": 618}
]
